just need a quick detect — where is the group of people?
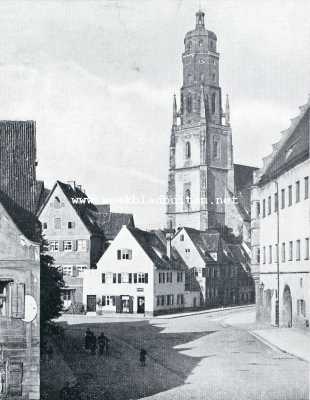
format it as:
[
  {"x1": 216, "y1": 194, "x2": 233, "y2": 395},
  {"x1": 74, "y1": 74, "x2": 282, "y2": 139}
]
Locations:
[{"x1": 85, "y1": 328, "x2": 109, "y2": 356}]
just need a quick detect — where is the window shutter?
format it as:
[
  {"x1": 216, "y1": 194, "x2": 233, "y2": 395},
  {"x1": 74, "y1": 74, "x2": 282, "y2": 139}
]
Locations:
[
  {"x1": 73, "y1": 240, "x2": 78, "y2": 251},
  {"x1": 117, "y1": 250, "x2": 121, "y2": 260},
  {"x1": 129, "y1": 273, "x2": 132, "y2": 283},
  {"x1": 8, "y1": 361, "x2": 23, "y2": 397},
  {"x1": 101, "y1": 273, "x2": 105, "y2": 284},
  {"x1": 145, "y1": 273, "x2": 148, "y2": 284},
  {"x1": 134, "y1": 273, "x2": 137, "y2": 284},
  {"x1": 59, "y1": 241, "x2": 64, "y2": 251},
  {"x1": 115, "y1": 296, "x2": 121, "y2": 313},
  {"x1": 118, "y1": 273, "x2": 121, "y2": 283},
  {"x1": 10, "y1": 283, "x2": 25, "y2": 319},
  {"x1": 129, "y1": 297, "x2": 133, "y2": 313},
  {"x1": 102, "y1": 296, "x2": 106, "y2": 306}
]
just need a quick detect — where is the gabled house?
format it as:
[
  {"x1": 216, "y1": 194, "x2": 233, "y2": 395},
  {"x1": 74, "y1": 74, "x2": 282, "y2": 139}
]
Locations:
[
  {"x1": 37, "y1": 180, "x2": 106, "y2": 308},
  {"x1": 82, "y1": 225, "x2": 200, "y2": 316},
  {"x1": 172, "y1": 227, "x2": 254, "y2": 307}
]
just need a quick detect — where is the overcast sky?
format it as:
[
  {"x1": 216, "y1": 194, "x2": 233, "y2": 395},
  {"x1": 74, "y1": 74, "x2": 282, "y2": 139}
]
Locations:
[{"x1": 0, "y1": 0, "x2": 309, "y2": 228}]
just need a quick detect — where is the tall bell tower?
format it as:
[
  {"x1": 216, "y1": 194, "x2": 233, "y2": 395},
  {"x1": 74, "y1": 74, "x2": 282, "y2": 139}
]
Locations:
[{"x1": 167, "y1": 10, "x2": 234, "y2": 231}]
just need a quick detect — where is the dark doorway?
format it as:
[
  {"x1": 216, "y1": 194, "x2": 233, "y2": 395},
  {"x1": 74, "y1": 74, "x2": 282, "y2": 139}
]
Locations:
[
  {"x1": 282, "y1": 285, "x2": 292, "y2": 327},
  {"x1": 137, "y1": 297, "x2": 145, "y2": 314},
  {"x1": 86, "y1": 295, "x2": 96, "y2": 312}
]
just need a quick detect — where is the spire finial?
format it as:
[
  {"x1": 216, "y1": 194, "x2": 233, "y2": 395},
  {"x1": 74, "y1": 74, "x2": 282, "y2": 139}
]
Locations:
[
  {"x1": 195, "y1": 9, "x2": 205, "y2": 29},
  {"x1": 225, "y1": 94, "x2": 230, "y2": 126}
]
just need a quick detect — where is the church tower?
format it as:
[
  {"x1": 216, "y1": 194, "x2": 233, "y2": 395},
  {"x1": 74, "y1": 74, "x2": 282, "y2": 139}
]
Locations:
[{"x1": 167, "y1": 10, "x2": 234, "y2": 231}]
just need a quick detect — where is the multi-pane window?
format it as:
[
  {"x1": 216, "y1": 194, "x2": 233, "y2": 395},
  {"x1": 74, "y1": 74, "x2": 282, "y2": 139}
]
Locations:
[
  {"x1": 62, "y1": 265, "x2": 73, "y2": 276},
  {"x1": 262, "y1": 199, "x2": 266, "y2": 217},
  {"x1": 122, "y1": 272, "x2": 129, "y2": 283},
  {"x1": 54, "y1": 217, "x2": 61, "y2": 229},
  {"x1": 305, "y1": 177, "x2": 309, "y2": 199},
  {"x1": 281, "y1": 189, "x2": 285, "y2": 209},
  {"x1": 268, "y1": 245, "x2": 272, "y2": 264},
  {"x1": 296, "y1": 240, "x2": 301, "y2": 261},
  {"x1": 180, "y1": 234, "x2": 184, "y2": 242},
  {"x1": 68, "y1": 221, "x2": 75, "y2": 229},
  {"x1": 77, "y1": 239, "x2": 87, "y2": 252},
  {"x1": 43, "y1": 222, "x2": 47, "y2": 229},
  {"x1": 117, "y1": 249, "x2": 132, "y2": 260},
  {"x1": 49, "y1": 240, "x2": 59, "y2": 251},
  {"x1": 102, "y1": 296, "x2": 115, "y2": 306},
  {"x1": 177, "y1": 294, "x2": 184, "y2": 305},
  {"x1": 76, "y1": 265, "x2": 87, "y2": 274},
  {"x1": 289, "y1": 241, "x2": 293, "y2": 261},
  {"x1": 166, "y1": 272, "x2": 172, "y2": 283},
  {"x1": 166, "y1": 295, "x2": 174, "y2": 306},
  {"x1": 305, "y1": 238, "x2": 309, "y2": 260},
  {"x1": 288, "y1": 185, "x2": 292, "y2": 206},
  {"x1": 177, "y1": 272, "x2": 183, "y2": 282},
  {"x1": 281, "y1": 242, "x2": 286, "y2": 262},
  {"x1": 268, "y1": 196, "x2": 271, "y2": 215},
  {"x1": 138, "y1": 273, "x2": 148, "y2": 283},
  {"x1": 63, "y1": 240, "x2": 73, "y2": 251},
  {"x1": 296, "y1": 181, "x2": 300, "y2": 203},
  {"x1": 297, "y1": 299, "x2": 306, "y2": 317}
]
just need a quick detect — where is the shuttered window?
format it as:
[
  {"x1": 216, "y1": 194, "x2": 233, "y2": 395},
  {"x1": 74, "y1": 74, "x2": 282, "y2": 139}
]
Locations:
[
  {"x1": 9, "y1": 283, "x2": 25, "y2": 319},
  {"x1": 8, "y1": 361, "x2": 23, "y2": 397}
]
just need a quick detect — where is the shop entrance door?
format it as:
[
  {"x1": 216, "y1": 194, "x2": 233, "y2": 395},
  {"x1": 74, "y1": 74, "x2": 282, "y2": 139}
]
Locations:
[{"x1": 137, "y1": 297, "x2": 145, "y2": 314}]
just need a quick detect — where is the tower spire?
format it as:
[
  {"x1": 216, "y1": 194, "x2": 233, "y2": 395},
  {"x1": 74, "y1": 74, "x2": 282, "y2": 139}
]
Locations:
[
  {"x1": 225, "y1": 94, "x2": 230, "y2": 126},
  {"x1": 173, "y1": 94, "x2": 177, "y2": 126},
  {"x1": 195, "y1": 9, "x2": 205, "y2": 29}
]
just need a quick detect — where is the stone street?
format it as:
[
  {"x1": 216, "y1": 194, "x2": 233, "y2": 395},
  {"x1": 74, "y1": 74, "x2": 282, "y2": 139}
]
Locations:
[{"x1": 41, "y1": 307, "x2": 309, "y2": 400}]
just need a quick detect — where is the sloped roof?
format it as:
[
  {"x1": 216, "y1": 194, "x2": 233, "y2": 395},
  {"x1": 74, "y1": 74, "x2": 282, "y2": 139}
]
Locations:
[
  {"x1": 258, "y1": 100, "x2": 310, "y2": 185},
  {"x1": 0, "y1": 189, "x2": 39, "y2": 242},
  {"x1": 35, "y1": 180, "x2": 50, "y2": 214},
  {"x1": 94, "y1": 210, "x2": 134, "y2": 241},
  {"x1": 225, "y1": 243, "x2": 251, "y2": 274},
  {"x1": 181, "y1": 227, "x2": 220, "y2": 262},
  {"x1": 57, "y1": 181, "x2": 104, "y2": 236},
  {"x1": 129, "y1": 227, "x2": 187, "y2": 270}
]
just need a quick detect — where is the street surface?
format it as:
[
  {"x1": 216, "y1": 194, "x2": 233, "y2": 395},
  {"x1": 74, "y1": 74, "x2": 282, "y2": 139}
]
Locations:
[{"x1": 41, "y1": 307, "x2": 309, "y2": 400}]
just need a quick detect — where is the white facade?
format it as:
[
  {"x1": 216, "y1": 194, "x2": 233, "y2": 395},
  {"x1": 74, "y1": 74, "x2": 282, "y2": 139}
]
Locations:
[
  {"x1": 82, "y1": 226, "x2": 200, "y2": 315},
  {"x1": 252, "y1": 158, "x2": 310, "y2": 327}
]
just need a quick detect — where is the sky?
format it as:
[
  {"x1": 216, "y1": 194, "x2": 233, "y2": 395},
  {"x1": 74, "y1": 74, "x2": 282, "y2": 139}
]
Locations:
[{"x1": 0, "y1": 0, "x2": 309, "y2": 228}]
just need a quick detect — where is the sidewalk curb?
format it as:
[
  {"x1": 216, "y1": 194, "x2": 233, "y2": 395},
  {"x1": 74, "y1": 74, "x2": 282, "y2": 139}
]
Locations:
[
  {"x1": 248, "y1": 331, "x2": 308, "y2": 363},
  {"x1": 154, "y1": 305, "x2": 255, "y2": 320}
]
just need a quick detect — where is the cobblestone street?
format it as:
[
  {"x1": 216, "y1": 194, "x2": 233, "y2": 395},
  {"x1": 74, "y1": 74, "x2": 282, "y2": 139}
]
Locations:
[{"x1": 41, "y1": 307, "x2": 309, "y2": 400}]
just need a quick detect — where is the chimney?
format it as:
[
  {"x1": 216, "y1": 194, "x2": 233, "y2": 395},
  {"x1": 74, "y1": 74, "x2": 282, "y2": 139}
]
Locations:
[
  {"x1": 165, "y1": 230, "x2": 174, "y2": 260},
  {"x1": 67, "y1": 180, "x2": 76, "y2": 190}
]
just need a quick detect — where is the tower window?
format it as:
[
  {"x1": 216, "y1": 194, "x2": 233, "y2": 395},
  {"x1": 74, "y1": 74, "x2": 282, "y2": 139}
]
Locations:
[
  {"x1": 185, "y1": 142, "x2": 191, "y2": 159},
  {"x1": 198, "y1": 39, "x2": 203, "y2": 47},
  {"x1": 186, "y1": 94, "x2": 192, "y2": 113},
  {"x1": 187, "y1": 73, "x2": 193, "y2": 84},
  {"x1": 184, "y1": 189, "x2": 191, "y2": 208},
  {"x1": 186, "y1": 41, "x2": 192, "y2": 51},
  {"x1": 211, "y1": 93, "x2": 216, "y2": 114},
  {"x1": 213, "y1": 138, "x2": 220, "y2": 159}
]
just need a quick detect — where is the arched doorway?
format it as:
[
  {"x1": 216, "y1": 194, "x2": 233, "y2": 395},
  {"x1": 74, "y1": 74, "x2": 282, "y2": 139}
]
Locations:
[{"x1": 282, "y1": 285, "x2": 292, "y2": 327}]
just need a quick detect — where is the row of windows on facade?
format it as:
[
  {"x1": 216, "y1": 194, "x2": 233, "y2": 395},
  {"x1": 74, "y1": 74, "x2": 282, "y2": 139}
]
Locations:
[
  {"x1": 184, "y1": 137, "x2": 220, "y2": 160},
  {"x1": 101, "y1": 271, "x2": 184, "y2": 284},
  {"x1": 59, "y1": 264, "x2": 88, "y2": 276},
  {"x1": 185, "y1": 39, "x2": 216, "y2": 51},
  {"x1": 257, "y1": 177, "x2": 309, "y2": 218},
  {"x1": 181, "y1": 92, "x2": 217, "y2": 115},
  {"x1": 43, "y1": 219, "x2": 76, "y2": 230},
  {"x1": 102, "y1": 272, "x2": 148, "y2": 284},
  {"x1": 257, "y1": 238, "x2": 310, "y2": 264},
  {"x1": 156, "y1": 294, "x2": 184, "y2": 306},
  {"x1": 49, "y1": 239, "x2": 88, "y2": 252}
]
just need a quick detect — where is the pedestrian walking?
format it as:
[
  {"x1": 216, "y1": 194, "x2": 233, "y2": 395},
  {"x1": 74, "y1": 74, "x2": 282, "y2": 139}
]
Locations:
[
  {"x1": 140, "y1": 348, "x2": 147, "y2": 367},
  {"x1": 85, "y1": 328, "x2": 92, "y2": 351},
  {"x1": 98, "y1": 332, "x2": 106, "y2": 356},
  {"x1": 90, "y1": 333, "x2": 97, "y2": 355},
  {"x1": 104, "y1": 336, "x2": 110, "y2": 356}
]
